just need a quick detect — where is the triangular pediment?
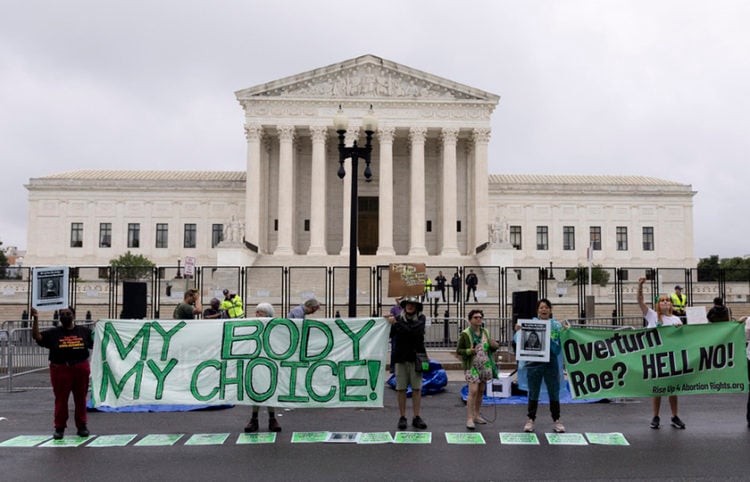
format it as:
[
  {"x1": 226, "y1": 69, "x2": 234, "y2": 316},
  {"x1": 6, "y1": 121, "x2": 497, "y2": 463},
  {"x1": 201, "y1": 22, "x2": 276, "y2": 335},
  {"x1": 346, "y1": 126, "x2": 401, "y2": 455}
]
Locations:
[{"x1": 235, "y1": 54, "x2": 499, "y2": 103}]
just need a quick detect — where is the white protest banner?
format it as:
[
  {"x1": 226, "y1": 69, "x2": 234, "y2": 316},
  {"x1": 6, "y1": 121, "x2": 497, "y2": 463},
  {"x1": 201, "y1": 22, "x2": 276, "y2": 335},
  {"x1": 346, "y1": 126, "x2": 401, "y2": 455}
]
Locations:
[
  {"x1": 516, "y1": 318, "x2": 551, "y2": 362},
  {"x1": 32, "y1": 266, "x2": 69, "y2": 311},
  {"x1": 90, "y1": 317, "x2": 390, "y2": 409}
]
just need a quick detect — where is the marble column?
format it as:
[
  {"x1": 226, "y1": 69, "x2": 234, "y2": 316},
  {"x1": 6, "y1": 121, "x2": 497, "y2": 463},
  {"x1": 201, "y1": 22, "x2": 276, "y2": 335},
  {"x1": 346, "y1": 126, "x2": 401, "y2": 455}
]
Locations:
[
  {"x1": 440, "y1": 127, "x2": 460, "y2": 256},
  {"x1": 307, "y1": 125, "x2": 328, "y2": 255},
  {"x1": 472, "y1": 128, "x2": 491, "y2": 253},
  {"x1": 339, "y1": 126, "x2": 360, "y2": 256},
  {"x1": 376, "y1": 126, "x2": 396, "y2": 256},
  {"x1": 275, "y1": 125, "x2": 295, "y2": 255},
  {"x1": 408, "y1": 126, "x2": 428, "y2": 256},
  {"x1": 244, "y1": 124, "x2": 263, "y2": 252}
]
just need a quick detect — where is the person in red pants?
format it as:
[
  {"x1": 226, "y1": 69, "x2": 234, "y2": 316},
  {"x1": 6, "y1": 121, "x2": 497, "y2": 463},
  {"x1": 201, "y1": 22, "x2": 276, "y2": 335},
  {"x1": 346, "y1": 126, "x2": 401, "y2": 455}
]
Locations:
[{"x1": 32, "y1": 306, "x2": 94, "y2": 440}]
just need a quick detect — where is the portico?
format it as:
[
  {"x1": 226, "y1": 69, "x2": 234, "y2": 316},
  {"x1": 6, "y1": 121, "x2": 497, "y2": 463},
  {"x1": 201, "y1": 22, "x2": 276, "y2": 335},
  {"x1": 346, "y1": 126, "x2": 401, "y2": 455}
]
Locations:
[{"x1": 235, "y1": 54, "x2": 500, "y2": 260}]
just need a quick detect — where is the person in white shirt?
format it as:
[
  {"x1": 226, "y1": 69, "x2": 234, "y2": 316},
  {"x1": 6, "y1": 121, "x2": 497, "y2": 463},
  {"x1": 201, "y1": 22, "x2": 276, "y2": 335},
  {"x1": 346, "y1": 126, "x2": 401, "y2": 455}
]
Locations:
[{"x1": 637, "y1": 277, "x2": 686, "y2": 430}]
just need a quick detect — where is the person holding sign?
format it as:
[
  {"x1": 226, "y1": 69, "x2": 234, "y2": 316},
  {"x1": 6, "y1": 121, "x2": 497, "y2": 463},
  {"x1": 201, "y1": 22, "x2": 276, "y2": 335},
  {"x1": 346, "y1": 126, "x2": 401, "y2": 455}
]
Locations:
[
  {"x1": 31, "y1": 307, "x2": 94, "y2": 440},
  {"x1": 515, "y1": 299, "x2": 566, "y2": 433},
  {"x1": 244, "y1": 303, "x2": 283, "y2": 433},
  {"x1": 457, "y1": 310, "x2": 499, "y2": 429},
  {"x1": 388, "y1": 296, "x2": 428, "y2": 430},
  {"x1": 638, "y1": 277, "x2": 686, "y2": 429}
]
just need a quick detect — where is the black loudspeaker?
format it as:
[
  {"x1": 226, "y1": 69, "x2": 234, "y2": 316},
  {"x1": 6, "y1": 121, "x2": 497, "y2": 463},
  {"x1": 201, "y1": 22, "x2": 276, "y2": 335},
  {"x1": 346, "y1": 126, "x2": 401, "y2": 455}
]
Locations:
[
  {"x1": 122, "y1": 281, "x2": 148, "y2": 319},
  {"x1": 512, "y1": 290, "x2": 538, "y2": 322}
]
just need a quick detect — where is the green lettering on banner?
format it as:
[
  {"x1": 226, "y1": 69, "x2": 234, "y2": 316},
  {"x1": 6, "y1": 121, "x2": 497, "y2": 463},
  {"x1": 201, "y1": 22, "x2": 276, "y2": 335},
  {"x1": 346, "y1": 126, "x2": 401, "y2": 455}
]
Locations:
[
  {"x1": 277, "y1": 361, "x2": 309, "y2": 403},
  {"x1": 191, "y1": 360, "x2": 221, "y2": 401},
  {"x1": 222, "y1": 320, "x2": 263, "y2": 359},
  {"x1": 100, "y1": 360, "x2": 144, "y2": 399},
  {"x1": 300, "y1": 320, "x2": 334, "y2": 361},
  {"x1": 244, "y1": 358, "x2": 276, "y2": 402},
  {"x1": 146, "y1": 359, "x2": 178, "y2": 399},
  {"x1": 221, "y1": 359, "x2": 244, "y2": 401},
  {"x1": 150, "y1": 321, "x2": 186, "y2": 361},
  {"x1": 101, "y1": 321, "x2": 151, "y2": 360},
  {"x1": 306, "y1": 360, "x2": 337, "y2": 402},
  {"x1": 338, "y1": 360, "x2": 367, "y2": 402},
  {"x1": 561, "y1": 323, "x2": 748, "y2": 399},
  {"x1": 335, "y1": 319, "x2": 375, "y2": 360},
  {"x1": 263, "y1": 318, "x2": 299, "y2": 360}
]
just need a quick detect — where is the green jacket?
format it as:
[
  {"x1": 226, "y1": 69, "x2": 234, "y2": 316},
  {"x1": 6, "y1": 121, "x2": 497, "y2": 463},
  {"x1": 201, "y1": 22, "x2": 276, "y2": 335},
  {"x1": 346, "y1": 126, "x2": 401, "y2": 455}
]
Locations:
[{"x1": 456, "y1": 327, "x2": 498, "y2": 374}]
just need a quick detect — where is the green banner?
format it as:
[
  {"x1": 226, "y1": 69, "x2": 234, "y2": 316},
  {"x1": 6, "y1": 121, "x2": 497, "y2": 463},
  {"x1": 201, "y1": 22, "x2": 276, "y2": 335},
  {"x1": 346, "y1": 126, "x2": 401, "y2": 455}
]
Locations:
[
  {"x1": 561, "y1": 323, "x2": 748, "y2": 400},
  {"x1": 90, "y1": 317, "x2": 390, "y2": 408}
]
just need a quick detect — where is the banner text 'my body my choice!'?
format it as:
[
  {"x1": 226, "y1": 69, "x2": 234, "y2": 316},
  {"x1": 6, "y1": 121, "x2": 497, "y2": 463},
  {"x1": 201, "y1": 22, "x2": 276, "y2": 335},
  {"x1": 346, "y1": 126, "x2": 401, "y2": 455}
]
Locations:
[{"x1": 93, "y1": 318, "x2": 390, "y2": 408}]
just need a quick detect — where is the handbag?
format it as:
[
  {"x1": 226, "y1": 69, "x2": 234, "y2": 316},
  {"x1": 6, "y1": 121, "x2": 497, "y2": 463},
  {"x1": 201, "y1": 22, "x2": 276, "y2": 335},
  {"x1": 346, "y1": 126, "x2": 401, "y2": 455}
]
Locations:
[{"x1": 415, "y1": 352, "x2": 430, "y2": 373}]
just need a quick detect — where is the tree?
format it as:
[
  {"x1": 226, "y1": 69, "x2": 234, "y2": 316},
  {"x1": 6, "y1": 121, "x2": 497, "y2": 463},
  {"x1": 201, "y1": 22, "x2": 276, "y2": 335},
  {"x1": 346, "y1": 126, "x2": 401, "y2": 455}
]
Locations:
[
  {"x1": 697, "y1": 255, "x2": 750, "y2": 282},
  {"x1": 0, "y1": 240, "x2": 7, "y2": 279},
  {"x1": 109, "y1": 251, "x2": 156, "y2": 280},
  {"x1": 565, "y1": 264, "x2": 611, "y2": 287}
]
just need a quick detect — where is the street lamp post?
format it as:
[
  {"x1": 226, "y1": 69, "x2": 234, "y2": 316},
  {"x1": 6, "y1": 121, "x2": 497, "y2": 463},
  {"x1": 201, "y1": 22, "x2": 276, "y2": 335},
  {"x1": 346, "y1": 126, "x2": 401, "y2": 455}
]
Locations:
[{"x1": 334, "y1": 105, "x2": 377, "y2": 317}]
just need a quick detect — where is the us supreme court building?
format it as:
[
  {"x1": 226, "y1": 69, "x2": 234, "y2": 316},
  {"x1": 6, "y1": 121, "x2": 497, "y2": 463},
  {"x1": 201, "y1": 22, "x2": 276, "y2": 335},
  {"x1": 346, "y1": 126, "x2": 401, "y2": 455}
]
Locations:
[{"x1": 24, "y1": 55, "x2": 696, "y2": 271}]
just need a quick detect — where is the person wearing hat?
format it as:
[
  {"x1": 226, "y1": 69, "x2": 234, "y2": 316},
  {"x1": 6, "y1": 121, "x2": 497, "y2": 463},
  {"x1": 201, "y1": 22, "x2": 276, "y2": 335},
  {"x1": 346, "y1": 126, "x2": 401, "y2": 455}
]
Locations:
[
  {"x1": 670, "y1": 285, "x2": 687, "y2": 322},
  {"x1": 387, "y1": 296, "x2": 428, "y2": 430},
  {"x1": 220, "y1": 289, "x2": 244, "y2": 318}
]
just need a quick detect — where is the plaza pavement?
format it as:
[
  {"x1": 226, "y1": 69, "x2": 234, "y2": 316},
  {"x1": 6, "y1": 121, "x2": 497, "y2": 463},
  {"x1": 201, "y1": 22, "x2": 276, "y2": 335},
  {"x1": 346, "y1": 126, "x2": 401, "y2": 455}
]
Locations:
[{"x1": 1, "y1": 358, "x2": 749, "y2": 482}]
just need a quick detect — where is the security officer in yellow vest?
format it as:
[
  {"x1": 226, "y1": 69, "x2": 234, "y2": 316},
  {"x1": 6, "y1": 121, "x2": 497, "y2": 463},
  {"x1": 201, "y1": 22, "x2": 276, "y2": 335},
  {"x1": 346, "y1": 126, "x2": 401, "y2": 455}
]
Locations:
[
  {"x1": 670, "y1": 285, "x2": 687, "y2": 322},
  {"x1": 220, "y1": 289, "x2": 245, "y2": 318}
]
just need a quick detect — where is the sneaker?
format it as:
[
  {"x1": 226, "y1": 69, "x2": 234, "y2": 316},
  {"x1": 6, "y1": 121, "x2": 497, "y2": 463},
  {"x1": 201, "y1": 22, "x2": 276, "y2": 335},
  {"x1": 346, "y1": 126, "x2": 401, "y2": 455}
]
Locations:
[
  {"x1": 670, "y1": 416, "x2": 686, "y2": 429},
  {"x1": 268, "y1": 417, "x2": 282, "y2": 433},
  {"x1": 474, "y1": 416, "x2": 488, "y2": 425},
  {"x1": 53, "y1": 429, "x2": 64, "y2": 440},
  {"x1": 244, "y1": 418, "x2": 259, "y2": 433},
  {"x1": 523, "y1": 419, "x2": 535, "y2": 432},
  {"x1": 412, "y1": 416, "x2": 427, "y2": 430},
  {"x1": 650, "y1": 416, "x2": 660, "y2": 429},
  {"x1": 552, "y1": 420, "x2": 565, "y2": 433},
  {"x1": 397, "y1": 416, "x2": 407, "y2": 430},
  {"x1": 76, "y1": 425, "x2": 89, "y2": 437},
  {"x1": 466, "y1": 419, "x2": 475, "y2": 430}
]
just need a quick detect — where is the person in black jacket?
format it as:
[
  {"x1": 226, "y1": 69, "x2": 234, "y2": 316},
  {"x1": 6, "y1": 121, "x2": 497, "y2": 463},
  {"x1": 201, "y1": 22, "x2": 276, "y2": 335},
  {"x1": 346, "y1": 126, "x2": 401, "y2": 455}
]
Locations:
[
  {"x1": 706, "y1": 297, "x2": 732, "y2": 322},
  {"x1": 388, "y1": 296, "x2": 428, "y2": 430}
]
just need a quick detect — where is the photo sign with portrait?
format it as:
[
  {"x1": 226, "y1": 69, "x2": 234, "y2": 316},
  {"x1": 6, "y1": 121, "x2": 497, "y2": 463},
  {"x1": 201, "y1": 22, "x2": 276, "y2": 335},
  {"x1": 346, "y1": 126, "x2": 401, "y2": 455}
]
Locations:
[
  {"x1": 32, "y1": 266, "x2": 69, "y2": 312},
  {"x1": 387, "y1": 263, "x2": 426, "y2": 297},
  {"x1": 516, "y1": 318, "x2": 551, "y2": 363}
]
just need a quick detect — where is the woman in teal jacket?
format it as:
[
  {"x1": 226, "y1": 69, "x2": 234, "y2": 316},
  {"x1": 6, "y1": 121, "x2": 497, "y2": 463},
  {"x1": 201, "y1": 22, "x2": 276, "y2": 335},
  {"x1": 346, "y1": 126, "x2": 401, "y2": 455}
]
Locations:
[{"x1": 457, "y1": 309, "x2": 499, "y2": 429}]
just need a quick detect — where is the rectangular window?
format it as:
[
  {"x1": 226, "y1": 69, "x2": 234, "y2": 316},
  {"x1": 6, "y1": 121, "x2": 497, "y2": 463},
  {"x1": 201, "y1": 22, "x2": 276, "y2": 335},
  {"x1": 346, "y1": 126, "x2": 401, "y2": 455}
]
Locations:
[
  {"x1": 536, "y1": 226, "x2": 549, "y2": 250},
  {"x1": 510, "y1": 225, "x2": 522, "y2": 250},
  {"x1": 304, "y1": 219, "x2": 310, "y2": 232},
  {"x1": 70, "y1": 223, "x2": 83, "y2": 248},
  {"x1": 426, "y1": 220, "x2": 432, "y2": 232},
  {"x1": 156, "y1": 223, "x2": 168, "y2": 248},
  {"x1": 128, "y1": 223, "x2": 140, "y2": 248},
  {"x1": 590, "y1": 226, "x2": 602, "y2": 250},
  {"x1": 99, "y1": 223, "x2": 112, "y2": 248},
  {"x1": 212, "y1": 224, "x2": 223, "y2": 248},
  {"x1": 457, "y1": 220, "x2": 461, "y2": 232},
  {"x1": 563, "y1": 226, "x2": 575, "y2": 251},
  {"x1": 616, "y1": 226, "x2": 628, "y2": 251},
  {"x1": 274, "y1": 219, "x2": 278, "y2": 231},
  {"x1": 184, "y1": 223, "x2": 196, "y2": 249},
  {"x1": 643, "y1": 226, "x2": 654, "y2": 251}
]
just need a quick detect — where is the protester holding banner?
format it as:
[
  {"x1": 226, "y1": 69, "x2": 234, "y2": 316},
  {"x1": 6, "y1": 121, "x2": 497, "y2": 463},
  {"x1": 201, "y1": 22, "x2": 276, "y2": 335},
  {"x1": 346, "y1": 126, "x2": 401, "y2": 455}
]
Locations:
[
  {"x1": 638, "y1": 277, "x2": 686, "y2": 429},
  {"x1": 515, "y1": 299, "x2": 566, "y2": 433},
  {"x1": 287, "y1": 298, "x2": 320, "y2": 319},
  {"x1": 31, "y1": 307, "x2": 94, "y2": 440},
  {"x1": 457, "y1": 309, "x2": 498, "y2": 429},
  {"x1": 244, "y1": 303, "x2": 283, "y2": 433},
  {"x1": 388, "y1": 296, "x2": 428, "y2": 430}
]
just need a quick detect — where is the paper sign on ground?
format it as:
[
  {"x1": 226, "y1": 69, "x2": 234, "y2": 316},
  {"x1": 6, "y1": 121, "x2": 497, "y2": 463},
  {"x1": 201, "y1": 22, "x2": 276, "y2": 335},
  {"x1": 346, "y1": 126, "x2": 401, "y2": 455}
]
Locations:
[
  {"x1": 445, "y1": 432, "x2": 485, "y2": 444},
  {"x1": 291, "y1": 431, "x2": 329, "y2": 443},
  {"x1": 357, "y1": 432, "x2": 394, "y2": 444},
  {"x1": 87, "y1": 434, "x2": 138, "y2": 447},
  {"x1": 499, "y1": 432, "x2": 539, "y2": 444},
  {"x1": 237, "y1": 432, "x2": 277, "y2": 444},
  {"x1": 184, "y1": 433, "x2": 230, "y2": 445},
  {"x1": 40, "y1": 436, "x2": 92, "y2": 447},
  {"x1": 326, "y1": 432, "x2": 361, "y2": 443},
  {"x1": 393, "y1": 432, "x2": 431, "y2": 444},
  {"x1": 135, "y1": 434, "x2": 183, "y2": 446},
  {"x1": 0, "y1": 435, "x2": 51, "y2": 447},
  {"x1": 585, "y1": 432, "x2": 630, "y2": 445},
  {"x1": 545, "y1": 433, "x2": 588, "y2": 445}
]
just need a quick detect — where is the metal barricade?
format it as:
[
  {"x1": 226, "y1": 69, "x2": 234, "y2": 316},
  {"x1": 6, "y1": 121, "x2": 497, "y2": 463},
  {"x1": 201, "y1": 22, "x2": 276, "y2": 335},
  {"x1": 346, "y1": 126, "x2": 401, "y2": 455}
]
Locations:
[
  {"x1": 564, "y1": 316, "x2": 645, "y2": 328},
  {"x1": 423, "y1": 316, "x2": 515, "y2": 350}
]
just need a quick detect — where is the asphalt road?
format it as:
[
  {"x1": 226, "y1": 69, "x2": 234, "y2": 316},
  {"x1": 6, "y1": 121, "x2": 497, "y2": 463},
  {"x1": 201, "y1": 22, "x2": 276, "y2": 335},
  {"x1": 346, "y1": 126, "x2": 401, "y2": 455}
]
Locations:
[{"x1": 1, "y1": 370, "x2": 749, "y2": 482}]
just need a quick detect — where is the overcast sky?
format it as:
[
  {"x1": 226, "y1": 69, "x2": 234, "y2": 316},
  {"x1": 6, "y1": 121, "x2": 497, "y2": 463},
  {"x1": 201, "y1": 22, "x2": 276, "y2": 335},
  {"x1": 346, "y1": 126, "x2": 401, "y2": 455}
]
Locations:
[{"x1": 2, "y1": 0, "x2": 748, "y2": 259}]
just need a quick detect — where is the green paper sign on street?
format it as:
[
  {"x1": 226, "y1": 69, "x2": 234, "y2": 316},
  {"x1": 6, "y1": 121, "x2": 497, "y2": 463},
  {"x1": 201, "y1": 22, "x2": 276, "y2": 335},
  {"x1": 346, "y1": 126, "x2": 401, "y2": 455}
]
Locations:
[
  {"x1": 291, "y1": 431, "x2": 329, "y2": 443},
  {"x1": 237, "y1": 433, "x2": 277, "y2": 444},
  {"x1": 40, "y1": 436, "x2": 92, "y2": 448},
  {"x1": 585, "y1": 432, "x2": 630, "y2": 446},
  {"x1": 545, "y1": 433, "x2": 587, "y2": 445},
  {"x1": 0, "y1": 435, "x2": 51, "y2": 447},
  {"x1": 499, "y1": 432, "x2": 539, "y2": 445},
  {"x1": 394, "y1": 432, "x2": 432, "y2": 444},
  {"x1": 358, "y1": 432, "x2": 394, "y2": 444},
  {"x1": 561, "y1": 323, "x2": 748, "y2": 399},
  {"x1": 185, "y1": 433, "x2": 230, "y2": 445},
  {"x1": 135, "y1": 434, "x2": 183, "y2": 446},
  {"x1": 87, "y1": 434, "x2": 138, "y2": 447},
  {"x1": 445, "y1": 432, "x2": 485, "y2": 444}
]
